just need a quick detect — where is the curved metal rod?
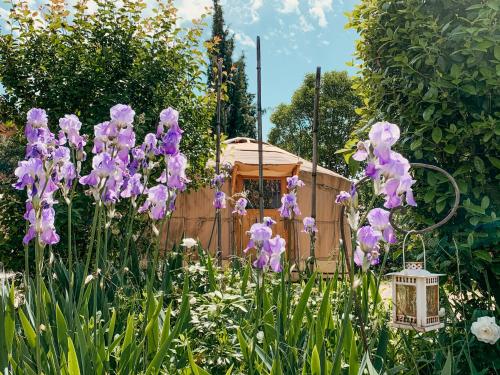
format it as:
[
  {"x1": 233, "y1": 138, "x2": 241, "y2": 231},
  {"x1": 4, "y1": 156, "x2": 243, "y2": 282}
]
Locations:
[
  {"x1": 340, "y1": 162, "x2": 460, "y2": 236},
  {"x1": 389, "y1": 163, "x2": 461, "y2": 234}
]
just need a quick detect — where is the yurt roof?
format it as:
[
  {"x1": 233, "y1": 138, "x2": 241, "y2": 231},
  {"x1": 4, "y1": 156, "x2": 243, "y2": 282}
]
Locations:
[{"x1": 218, "y1": 137, "x2": 349, "y2": 181}]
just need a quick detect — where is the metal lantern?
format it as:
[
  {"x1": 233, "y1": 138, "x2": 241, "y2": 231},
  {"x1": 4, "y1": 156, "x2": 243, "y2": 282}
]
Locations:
[
  {"x1": 383, "y1": 163, "x2": 460, "y2": 332},
  {"x1": 387, "y1": 261, "x2": 444, "y2": 332}
]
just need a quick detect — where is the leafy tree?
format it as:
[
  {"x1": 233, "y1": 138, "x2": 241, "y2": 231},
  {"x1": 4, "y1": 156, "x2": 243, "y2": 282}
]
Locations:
[
  {"x1": 207, "y1": 0, "x2": 256, "y2": 138},
  {"x1": 0, "y1": 0, "x2": 215, "y2": 269},
  {"x1": 268, "y1": 71, "x2": 361, "y2": 176},
  {"x1": 347, "y1": 1, "x2": 499, "y2": 370},
  {"x1": 227, "y1": 54, "x2": 256, "y2": 138}
]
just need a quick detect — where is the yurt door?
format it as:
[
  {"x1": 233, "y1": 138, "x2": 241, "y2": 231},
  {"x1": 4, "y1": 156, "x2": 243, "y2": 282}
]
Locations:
[{"x1": 233, "y1": 177, "x2": 287, "y2": 256}]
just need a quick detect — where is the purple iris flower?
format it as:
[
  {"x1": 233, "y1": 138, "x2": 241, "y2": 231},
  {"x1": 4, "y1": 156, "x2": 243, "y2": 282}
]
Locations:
[
  {"x1": 335, "y1": 191, "x2": 351, "y2": 204},
  {"x1": 245, "y1": 222, "x2": 285, "y2": 272},
  {"x1": 367, "y1": 208, "x2": 396, "y2": 244},
  {"x1": 278, "y1": 192, "x2": 300, "y2": 218},
  {"x1": 352, "y1": 140, "x2": 370, "y2": 162},
  {"x1": 287, "y1": 175, "x2": 304, "y2": 190},
  {"x1": 263, "y1": 216, "x2": 276, "y2": 227},
  {"x1": 266, "y1": 235, "x2": 285, "y2": 272},
  {"x1": 110, "y1": 104, "x2": 135, "y2": 126},
  {"x1": 357, "y1": 225, "x2": 381, "y2": 253},
  {"x1": 354, "y1": 247, "x2": 380, "y2": 268},
  {"x1": 369, "y1": 121, "x2": 400, "y2": 163},
  {"x1": 23, "y1": 206, "x2": 60, "y2": 246},
  {"x1": 213, "y1": 191, "x2": 226, "y2": 210},
  {"x1": 167, "y1": 153, "x2": 189, "y2": 191},
  {"x1": 157, "y1": 107, "x2": 179, "y2": 135},
  {"x1": 13, "y1": 158, "x2": 43, "y2": 190},
  {"x1": 302, "y1": 216, "x2": 318, "y2": 234},
  {"x1": 121, "y1": 173, "x2": 143, "y2": 198},
  {"x1": 210, "y1": 173, "x2": 225, "y2": 188},
  {"x1": 233, "y1": 197, "x2": 247, "y2": 216},
  {"x1": 138, "y1": 184, "x2": 170, "y2": 220},
  {"x1": 27, "y1": 108, "x2": 48, "y2": 128},
  {"x1": 160, "y1": 126, "x2": 182, "y2": 156}
]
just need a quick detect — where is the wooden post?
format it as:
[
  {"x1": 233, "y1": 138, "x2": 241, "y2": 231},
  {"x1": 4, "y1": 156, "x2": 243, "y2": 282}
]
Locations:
[
  {"x1": 257, "y1": 36, "x2": 264, "y2": 222},
  {"x1": 215, "y1": 58, "x2": 223, "y2": 266},
  {"x1": 309, "y1": 66, "x2": 321, "y2": 272}
]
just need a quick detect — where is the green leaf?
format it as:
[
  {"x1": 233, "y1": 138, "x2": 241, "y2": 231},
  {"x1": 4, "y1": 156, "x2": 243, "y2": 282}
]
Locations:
[
  {"x1": 348, "y1": 336, "x2": 359, "y2": 375},
  {"x1": 474, "y1": 157, "x2": 485, "y2": 172},
  {"x1": 288, "y1": 273, "x2": 316, "y2": 346},
  {"x1": 67, "y1": 337, "x2": 81, "y2": 375},
  {"x1": 440, "y1": 351, "x2": 452, "y2": 375},
  {"x1": 481, "y1": 196, "x2": 490, "y2": 209},
  {"x1": 432, "y1": 127, "x2": 442, "y2": 143},
  {"x1": 495, "y1": 46, "x2": 500, "y2": 60},
  {"x1": 444, "y1": 144, "x2": 456, "y2": 154},
  {"x1": 19, "y1": 309, "x2": 36, "y2": 348},
  {"x1": 55, "y1": 303, "x2": 69, "y2": 353},
  {"x1": 423, "y1": 105, "x2": 435, "y2": 121},
  {"x1": 474, "y1": 250, "x2": 492, "y2": 263},
  {"x1": 311, "y1": 345, "x2": 321, "y2": 375},
  {"x1": 487, "y1": 156, "x2": 500, "y2": 169}
]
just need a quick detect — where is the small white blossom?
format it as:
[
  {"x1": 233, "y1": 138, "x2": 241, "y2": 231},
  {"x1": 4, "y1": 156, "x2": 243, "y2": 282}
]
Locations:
[
  {"x1": 181, "y1": 238, "x2": 197, "y2": 249},
  {"x1": 256, "y1": 331, "x2": 264, "y2": 343},
  {"x1": 471, "y1": 316, "x2": 500, "y2": 345}
]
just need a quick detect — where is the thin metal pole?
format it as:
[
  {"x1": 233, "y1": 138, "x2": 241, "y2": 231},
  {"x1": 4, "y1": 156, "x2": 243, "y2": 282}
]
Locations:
[
  {"x1": 309, "y1": 66, "x2": 320, "y2": 272},
  {"x1": 216, "y1": 58, "x2": 223, "y2": 266},
  {"x1": 257, "y1": 36, "x2": 264, "y2": 222}
]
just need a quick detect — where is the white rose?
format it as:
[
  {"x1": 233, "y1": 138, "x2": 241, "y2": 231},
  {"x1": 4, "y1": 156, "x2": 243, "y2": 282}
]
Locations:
[
  {"x1": 181, "y1": 238, "x2": 197, "y2": 249},
  {"x1": 471, "y1": 316, "x2": 500, "y2": 345}
]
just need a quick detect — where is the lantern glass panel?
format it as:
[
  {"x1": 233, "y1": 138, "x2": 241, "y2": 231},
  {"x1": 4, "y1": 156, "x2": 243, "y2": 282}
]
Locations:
[
  {"x1": 396, "y1": 284, "x2": 416, "y2": 318},
  {"x1": 426, "y1": 284, "x2": 439, "y2": 316}
]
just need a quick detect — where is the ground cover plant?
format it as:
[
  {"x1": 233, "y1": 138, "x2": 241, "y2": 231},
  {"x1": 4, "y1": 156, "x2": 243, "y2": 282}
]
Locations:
[{"x1": 0, "y1": 107, "x2": 498, "y2": 375}]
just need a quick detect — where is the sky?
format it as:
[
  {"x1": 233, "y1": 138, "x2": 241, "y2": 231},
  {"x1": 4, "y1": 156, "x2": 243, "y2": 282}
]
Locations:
[
  {"x1": 0, "y1": 0, "x2": 360, "y2": 138},
  {"x1": 176, "y1": 0, "x2": 360, "y2": 137}
]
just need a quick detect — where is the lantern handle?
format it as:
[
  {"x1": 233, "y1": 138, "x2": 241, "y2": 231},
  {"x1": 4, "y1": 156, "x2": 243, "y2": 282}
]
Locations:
[
  {"x1": 402, "y1": 231, "x2": 427, "y2": 269},
  {"x1": 389, "y1": 163, "x2": 461, "y2": 234}
]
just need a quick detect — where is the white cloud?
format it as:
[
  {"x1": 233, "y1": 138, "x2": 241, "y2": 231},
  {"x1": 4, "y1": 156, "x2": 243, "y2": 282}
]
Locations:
[
  {"x1": 308, "y1": 0, "x2": 332, "y2": 28},
  {"x1": 299, "y1": 14, "x2": 314, "y2": 32},
  {"x1": 234, "y1": 31, "x2": 256, "y2": 48},
  {"x1": 249, "y1": 0, "x2": 263, "y2": 23},
  {"x1": 175, "y1": 0, "x2": 212, "y2": 22},
  {"x1": 278, "y1": 0, "x2": 299, "y2": 14}
]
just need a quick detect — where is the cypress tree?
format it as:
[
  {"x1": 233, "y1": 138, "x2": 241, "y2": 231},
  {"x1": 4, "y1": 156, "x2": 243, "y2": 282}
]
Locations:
[{"x1": 207, "y1": 0, "x2": 256, "y2": 138}]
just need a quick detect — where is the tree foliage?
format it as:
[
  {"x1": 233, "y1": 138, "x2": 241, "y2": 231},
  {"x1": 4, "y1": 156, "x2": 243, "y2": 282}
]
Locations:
[
  {"x1": 0, "y1": 0, "x2": 215, "y2": 172},
  {"x1": 268, "y1": 71, "x2": 361, "y2": 176},
  {"x1": 206, "y1": 0, "x2": 256, "y2": 138},
  {"x1": 347, "y1": 0, "x2": 500, "y2": 354},
  {"x1": 0, "y1": 0, "x2": 216, "y2": 269}
]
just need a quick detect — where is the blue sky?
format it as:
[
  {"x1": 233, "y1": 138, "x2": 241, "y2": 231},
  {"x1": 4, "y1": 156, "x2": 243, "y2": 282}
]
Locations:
[
  {"x1": 0, "y1": 0, "x2": 360, "y2": 138},
  {"x1": 175, "y1": 0, "x2": 360, "y2": 137}
]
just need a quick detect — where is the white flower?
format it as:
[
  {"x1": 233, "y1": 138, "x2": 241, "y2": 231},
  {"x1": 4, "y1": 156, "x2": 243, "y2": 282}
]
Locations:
[
  {"x1": 181, "y1": 238, "x2": 197, "y2": 249},
  {"x1": 471, "y1": 316, "x2": 500, "y2": 345},
  {"x1": 84, "y1": 274, "x2": 94, "y2": 285},
  {"x1": 256, "y1": 331, "x2": 264, "y2": 343}
]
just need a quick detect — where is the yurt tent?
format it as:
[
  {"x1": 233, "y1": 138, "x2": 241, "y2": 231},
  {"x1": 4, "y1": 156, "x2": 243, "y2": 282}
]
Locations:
[{"x1": 165, "y1": 137, "x2": 351, "y2": 273}]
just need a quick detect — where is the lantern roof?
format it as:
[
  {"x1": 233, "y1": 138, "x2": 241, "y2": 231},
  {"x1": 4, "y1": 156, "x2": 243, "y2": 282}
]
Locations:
[{"x1": 386, "y1": 268, "x2": 445, "y2": 278}]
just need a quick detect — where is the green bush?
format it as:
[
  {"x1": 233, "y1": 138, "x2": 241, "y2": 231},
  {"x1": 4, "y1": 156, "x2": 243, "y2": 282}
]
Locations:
[{"x1": 346, "y1": 1, "x2": 499, "y2": 371}]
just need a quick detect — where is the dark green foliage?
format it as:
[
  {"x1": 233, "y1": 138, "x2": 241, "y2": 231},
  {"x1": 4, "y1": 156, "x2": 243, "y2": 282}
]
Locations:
[
  {"x1": 0, "y1": 135, "x2": 25, "y2": 270},
  {"x1": 347, "y1": 0, "x2": 499, "y2": 371},
  {"x1": 268, "y1": 71, "x2": 361, "y2": 176},
  {"x1": 207, "y1": 0, "x2": 256, "y2": 138},
  {"x1": 0, "y1": 0, "x2": 215, "y2": 175}
]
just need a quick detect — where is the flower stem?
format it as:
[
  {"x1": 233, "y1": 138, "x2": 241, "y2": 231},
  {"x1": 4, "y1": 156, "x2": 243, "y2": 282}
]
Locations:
[
  {"x1": 35, "y1": 237, "x2": 42, "y2": 375},
  {"x1": 77, "y1": 202, "x2": 100, "y2": 312}
]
